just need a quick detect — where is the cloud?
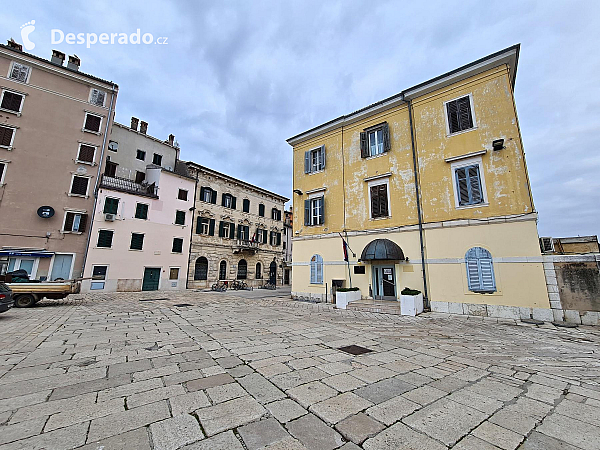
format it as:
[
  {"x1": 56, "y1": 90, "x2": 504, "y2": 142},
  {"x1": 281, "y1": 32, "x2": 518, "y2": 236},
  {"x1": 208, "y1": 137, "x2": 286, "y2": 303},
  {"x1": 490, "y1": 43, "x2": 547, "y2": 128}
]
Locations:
[{"x1": 3, "y1": 0, "x2": 599, "y2": 236}]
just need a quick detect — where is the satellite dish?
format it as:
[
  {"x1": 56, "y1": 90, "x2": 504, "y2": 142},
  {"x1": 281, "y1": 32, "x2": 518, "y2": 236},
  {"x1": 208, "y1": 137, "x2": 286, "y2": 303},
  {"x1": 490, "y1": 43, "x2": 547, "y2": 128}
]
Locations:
[
  {"x1": 37, "y1": 206, "x2": 55, "y2": 218},
  {"x1": 76, "y1": 166, "x2": 87, "y2": 175}
]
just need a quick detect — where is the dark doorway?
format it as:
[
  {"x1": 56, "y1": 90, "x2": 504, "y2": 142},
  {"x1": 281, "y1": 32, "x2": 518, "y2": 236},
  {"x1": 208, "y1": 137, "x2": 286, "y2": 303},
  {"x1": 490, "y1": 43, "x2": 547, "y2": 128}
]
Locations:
[
  {"x1": 219, "y1": 261, "x2": 227, "y2": 280},
  {"x1": 269, "y1": 261, "x2": 277, "y2": 285},
  {"x1": 105, "y1": 161, "x2": 118, "y2": 177},
  {"x1": 142, "y1": 267, "x2": 160, "y2": 291}
]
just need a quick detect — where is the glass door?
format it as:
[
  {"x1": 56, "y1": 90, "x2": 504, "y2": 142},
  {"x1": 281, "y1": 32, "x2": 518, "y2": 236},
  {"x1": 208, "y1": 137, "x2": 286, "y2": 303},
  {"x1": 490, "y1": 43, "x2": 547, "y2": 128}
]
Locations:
[{"x1": 372, "y1": 265, "x2": 396, "y2": 300}]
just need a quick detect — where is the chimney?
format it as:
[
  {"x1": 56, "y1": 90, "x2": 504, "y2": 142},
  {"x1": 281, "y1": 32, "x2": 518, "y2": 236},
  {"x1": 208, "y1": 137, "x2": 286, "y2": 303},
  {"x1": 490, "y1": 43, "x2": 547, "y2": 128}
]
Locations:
[
  {"x1": 130, "y1": 117, "x2": 139, "y2": 131},
  {"x1": 139, "y1": 121, "x2": 148, "y2": 135},
  {"x1": 7, "y1": 38, "x2": 22, "y2": 51},
  {"x1": 67, "y1": 54, "x2": 80, "y2": 71},
  {"x1": 168, "y1": 134, "x2": 175, "y2": 146},
  {"x1": 51, "y1": 50, "x2": 65, "y2": 66}
]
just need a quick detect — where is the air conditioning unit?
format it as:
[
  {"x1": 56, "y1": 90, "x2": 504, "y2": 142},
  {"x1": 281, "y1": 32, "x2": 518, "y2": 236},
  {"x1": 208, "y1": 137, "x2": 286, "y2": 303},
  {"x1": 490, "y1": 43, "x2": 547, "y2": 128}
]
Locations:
[
  {"x1": 539, "y1": 237, "x2": 554, "y2": 253},
  {"x1": 104, "y1": 213, "x2": 116, "y2": 222}
]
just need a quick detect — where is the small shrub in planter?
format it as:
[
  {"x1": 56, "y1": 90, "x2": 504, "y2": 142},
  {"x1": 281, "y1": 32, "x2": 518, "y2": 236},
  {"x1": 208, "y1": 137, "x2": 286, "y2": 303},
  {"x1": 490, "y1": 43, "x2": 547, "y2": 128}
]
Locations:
[
  {"x1": 335, "y1": 287, "x2": 361, "y2": 309},
  {"x1": 400, "y1": 287, "x2": 423, "y2": 316},
  {"x1": 401, "y1": 287, "x2": 421, "y2": 296},
  {"x1": 337, "y1": 287, "x2": 360, "y2": 292}
]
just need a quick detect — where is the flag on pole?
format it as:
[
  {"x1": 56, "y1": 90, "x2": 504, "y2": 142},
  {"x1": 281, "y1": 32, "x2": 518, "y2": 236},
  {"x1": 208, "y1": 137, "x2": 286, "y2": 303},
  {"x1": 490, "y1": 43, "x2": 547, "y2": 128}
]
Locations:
[{"x1": 342, "y1": 236, "x2": 349, "y2": 262}]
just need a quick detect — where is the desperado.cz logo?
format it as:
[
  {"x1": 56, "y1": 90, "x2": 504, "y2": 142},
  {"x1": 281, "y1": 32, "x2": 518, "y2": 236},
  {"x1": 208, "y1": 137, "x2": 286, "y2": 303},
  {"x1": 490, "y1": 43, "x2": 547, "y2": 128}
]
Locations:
[{"x1": 51, "y1": 29, "x2": 168, "y2": 48}]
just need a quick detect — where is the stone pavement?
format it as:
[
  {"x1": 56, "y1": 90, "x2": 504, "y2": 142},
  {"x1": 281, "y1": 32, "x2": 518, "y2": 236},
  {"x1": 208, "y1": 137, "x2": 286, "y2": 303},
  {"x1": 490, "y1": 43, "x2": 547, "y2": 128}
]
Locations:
[{"x1": 0, "y1": 290, "x2": 599, "y2": 449}]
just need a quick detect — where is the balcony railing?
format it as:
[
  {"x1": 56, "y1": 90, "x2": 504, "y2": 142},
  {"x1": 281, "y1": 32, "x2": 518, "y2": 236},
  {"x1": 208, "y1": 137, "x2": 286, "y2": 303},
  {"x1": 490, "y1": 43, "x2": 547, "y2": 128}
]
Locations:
[
  {"x1": 100, "y1": 175, "x2": 158, "y2": 198},
  {"x1": 236, "y1": 239, "x2": 259, "y2": 249}
]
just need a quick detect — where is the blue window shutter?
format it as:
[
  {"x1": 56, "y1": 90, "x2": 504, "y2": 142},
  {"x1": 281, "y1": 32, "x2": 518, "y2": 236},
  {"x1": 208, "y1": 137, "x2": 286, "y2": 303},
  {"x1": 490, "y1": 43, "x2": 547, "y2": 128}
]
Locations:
[
  {"x1": 317, "y1": 255, "x2": 323, "y2": 283},
  {"x1": 465, "y1": 247, "x2": 496, "y2": 293},
  {"x1": 310, "y1": 258, "x2": 316, "y2": 283},
  {"x1": 479, "y1": 258, "x2": 496, "y2": 292},
  {"x1": 305, "y1": 151, "x2": 311, "y2": 173}
]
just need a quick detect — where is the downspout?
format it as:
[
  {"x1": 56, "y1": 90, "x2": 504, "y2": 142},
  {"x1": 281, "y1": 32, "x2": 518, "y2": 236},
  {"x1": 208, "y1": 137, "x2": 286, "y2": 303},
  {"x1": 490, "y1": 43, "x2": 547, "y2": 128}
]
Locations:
[
  {"x1": 404, "y1": 94, "x2": 430, "y2": 309},
  {"x1": 186, "y1": 168, "x2": 199, "y2": 289},
  {"x1": 80, "y1": 82, "x2": 116, "y2": 278}
]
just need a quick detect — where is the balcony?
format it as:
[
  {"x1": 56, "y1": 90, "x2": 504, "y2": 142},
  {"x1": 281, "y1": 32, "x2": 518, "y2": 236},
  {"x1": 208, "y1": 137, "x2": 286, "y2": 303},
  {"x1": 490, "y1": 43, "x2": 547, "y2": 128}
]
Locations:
[
  {"x1": 100, "y1": 175, "x2": 158, "y2": 198},
  {"x1": 234, "y1": 239, "x2": 259, "y2": 254}
]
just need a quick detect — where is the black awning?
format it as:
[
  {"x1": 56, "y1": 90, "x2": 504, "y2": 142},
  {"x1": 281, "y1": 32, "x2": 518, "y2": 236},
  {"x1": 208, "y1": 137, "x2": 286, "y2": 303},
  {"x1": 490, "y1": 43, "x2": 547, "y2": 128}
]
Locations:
[{"x1": 360, "y1": 239, "x2": 405, "y2": 261}]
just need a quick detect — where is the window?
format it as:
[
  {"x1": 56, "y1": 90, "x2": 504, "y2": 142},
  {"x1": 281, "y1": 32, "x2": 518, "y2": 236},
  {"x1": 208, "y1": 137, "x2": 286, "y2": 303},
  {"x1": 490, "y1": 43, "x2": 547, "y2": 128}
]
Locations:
[
  {"x1": 172, "y1": 237, "x2": 184, "y2": 253},
  {"x1": 97, "y1": 230, "x2": 114, "y2": 248},
  {"x1": 83, "y1": 113, "x2": 102, "y2": 133},
  {"x1": 136, "y1": 150, "x2": 146, "y2": 161},
  {"x1": 200, "y1": 186, "x2": 216, "y2": 204},
  {"x1": 446, "y1": 95, "x2": 475, "y2": 134},
  {"x1": 175, "y1": 210, "x2": 186, "y2": 225},
  {"x1": 76, "y1": 144, "x2": 96, "y2": 164},
  {"x1": 0, "y1": 162, "x2": 5, "y2": 185},
  {"x1": 178, "y1": 189, "x2": 188, "y2": 201},
  {"x1": 0, "y1": 125, "x2": 15, "y2": 148},
  {"x1": 196, "y1": 217, "x2": 215, "y2": 236},
  {"x1": 310, "y1": 254, "x2": 323, "y2": 284},
  {"x1": 91, "y1": 265, "x2": 107, "y2": 290},
  {"x1": 9, "y1": 62, "x2": 30, "y2": 83},
  {"x1": 1, "y1": 91, "x2": 24, "y2": 113},
  {"x1": 271, "y1": 208, "x2": 282, "y2": 221},
  {"x1": 243, "y1": 198, "x2": 250, "y2": 213},
  {"x1": 135, "y1": 203, "x2": 148, "y2": 220},
  {"x1": 360, "y1": 123, "x2": 390, "y2": 158},
  {"x1": 222, "y1": 193, "x2": 236, "y2": 209},
  {"x1": 370, "y1": 184, "x2": 389, "y2": 218},
  {"x1": 135, "y1": 171, "x2": 145, "y2": 184},
  {"x1": 237, "y1": 260, "x2": 247, "y2": 279},
  {"x1": 219, "y1": 221, "x2": 234, "y2": 239},
  {"x1": 194, "y1": 257, "x2": 208, "y2": 280},
  {"x1": 130, "y1": 233, "x2": 144, "y2": 250},
  {"x1": 237, "y1": 225, "x2": 250, "y2": 241},
  {"x1": 169, "y1": 268, "x2": 180, "y2": 280},
  {"x1": 304, "y1": 196, "x2": 324, "y2": 226},
  {"x1": 304, "y1": 145, "x2": 326, "y2": 173},
  {"x1": 63, "y1": 212, "x2": 87, "y2": 233},
  {"x1": 90, "y1": 89, "x2": 106, "y2": 107},
  {"x1": 70, "y1": 175, "x2": 90, "y2": 196},
  {"x1": 465, "y1": 247, "x2": 496, "y2": 293},
  {"x1": 104, "y1": 161, "x2": 117, "y2": 177},
  {"x1": 454, "y1": 164, "x2": 484, "y2": 207},
  {"x1": 258, "y1": 203, "x2": 265, "y2": 217},
  {"x1": 256, "y1": 262, "x2": 262, "y2": 279},
  {"x1": 152, "y1": 153, "x2": 162, "y2": 165},
  {"x1": 219, "y1": 261, "x2": 227, "y2": 280},
  {"x1": 103, "y1": 197, "x2": 119, "y2": 214},
  {"x1": 270, "y1": 231, "x2": 282, "y2": 246}
]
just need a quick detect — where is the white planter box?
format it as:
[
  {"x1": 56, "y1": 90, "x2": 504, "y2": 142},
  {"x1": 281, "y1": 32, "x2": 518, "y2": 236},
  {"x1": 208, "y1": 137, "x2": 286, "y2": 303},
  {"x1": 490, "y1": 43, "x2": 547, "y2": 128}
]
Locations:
[
  {"x1": 336, "y1": 290, "x2": 361, "y2": 309},
  {"x1": 400, "y1": 293, "x2": 424, "y2": 316}
]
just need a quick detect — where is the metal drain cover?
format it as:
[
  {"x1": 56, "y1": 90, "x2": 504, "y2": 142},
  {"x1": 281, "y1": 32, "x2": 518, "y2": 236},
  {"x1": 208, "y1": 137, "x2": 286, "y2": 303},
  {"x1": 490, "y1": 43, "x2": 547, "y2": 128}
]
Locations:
[
  {"x1": 338, "y1": 345, "x2": 373, "y2": 355},
  {"x1": 173, "y1": 303, "x2": 193, "y2": 307},
  {"x1": 521, "y1": 318, "x2": 544, "y2": 325},
  {"x1": 139, "y1": 298, "x2": 169, "y2": 302}
]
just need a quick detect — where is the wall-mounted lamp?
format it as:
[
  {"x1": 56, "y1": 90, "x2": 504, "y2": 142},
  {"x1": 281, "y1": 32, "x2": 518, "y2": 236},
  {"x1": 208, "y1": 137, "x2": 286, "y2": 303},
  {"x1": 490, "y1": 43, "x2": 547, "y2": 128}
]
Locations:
[
  {"x1": 293, "y1": 189, "x2": 303, "y2": 195},
  {"x1": 492, "y1": 139, "x2": 505, "y2": 151}
]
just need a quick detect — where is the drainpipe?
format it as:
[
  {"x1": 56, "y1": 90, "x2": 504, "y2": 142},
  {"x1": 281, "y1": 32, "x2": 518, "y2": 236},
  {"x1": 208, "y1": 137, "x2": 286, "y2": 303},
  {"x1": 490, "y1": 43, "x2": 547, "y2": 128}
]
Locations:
[
  {"x1": 186, "y1": 168, "x2": 199, "y2": 289},
  {"x1": 80, "y1": 83, "x2": 116, "y2": 278},
  {"x1": 404, "y1": 95, "x2": 430, "y2": 309}
]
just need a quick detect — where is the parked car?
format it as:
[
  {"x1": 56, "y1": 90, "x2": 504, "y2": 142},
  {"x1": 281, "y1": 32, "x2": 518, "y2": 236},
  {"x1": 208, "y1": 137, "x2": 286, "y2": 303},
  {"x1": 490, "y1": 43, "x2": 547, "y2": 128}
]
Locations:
[{"x1": 0, "y1": 282, "x2": 14, "y2": 313}]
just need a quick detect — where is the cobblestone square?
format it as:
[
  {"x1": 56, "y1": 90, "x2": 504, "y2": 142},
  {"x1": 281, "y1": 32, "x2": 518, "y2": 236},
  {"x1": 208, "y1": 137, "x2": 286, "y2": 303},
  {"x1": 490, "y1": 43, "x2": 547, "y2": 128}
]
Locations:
[{"x1": 0, "y1": 289, "x2": 599, "y2": 449}]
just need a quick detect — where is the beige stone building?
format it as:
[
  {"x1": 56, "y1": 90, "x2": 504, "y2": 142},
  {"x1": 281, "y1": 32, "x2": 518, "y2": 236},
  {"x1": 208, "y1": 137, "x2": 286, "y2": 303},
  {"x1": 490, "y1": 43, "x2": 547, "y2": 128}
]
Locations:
[
  {"x1": 0, "y1": 41, "x2": 118, "y2": 280},
  {"x1": 186, "y1": 162, "x2": 289, "y2": 288}
]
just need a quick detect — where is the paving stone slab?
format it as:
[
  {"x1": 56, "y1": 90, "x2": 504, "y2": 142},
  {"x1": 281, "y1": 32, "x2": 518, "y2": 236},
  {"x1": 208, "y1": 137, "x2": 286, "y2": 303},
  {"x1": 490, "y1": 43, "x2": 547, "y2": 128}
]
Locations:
[
  {"x1": 195, "y1": 395, "x2": 266, "y2": 436},
  {"x1": 45, "y1": 397, "x2": 125, "y2": 431},
  {"x1": 79, "y1": 427, "x2": 152, "y2": 450},
  {"x1": 10, "y1": 392, "x2": 97, "y2": 424},
  {"x1": 309, "y1": 392, "x2": 373, "y2": 425},
  {"x1": 321, "y1": 373, "x2": 366, "y2": 392},
  {"x1": 472, "y1": 420, "x2": 523, "y2": 450},
  {"x1": 206, "y1": 382, "x2": 247, "y2": 404},
  {"x1": 0, "y1": 417, "x2": 45, "y2": 445},
  {"x1": 238, "y1": 373, "x2": 287, "y2": 403},
  {"x1": 335, "y1": 412, "x2": 385, "y2": 444},
  {"x1": 519, "y1": 431, "x2": 579, "y2": 450},
  {"x1": 0, "y1": 421, "x2": 88, "y2": 450},
  {"x1": 365, "y1": 395, "x2": 420, "y2": 426},
  {"x1": 402, "y1": 385, "x2": 447, "y2": 406},
  {"x1": 186, "y1": 373, "x2": 235, "y2": 392},
  {"x1": 453, "y1": 435, "x2": 502, "y2": 450},
  {"x1": 266, "y1": 399, "x2": 307, "y2": 424},
  {"x1": 180, "y1": 430, "x2": 244, "y2": 450},
  {"x1": 362, "y1": 421, "x2": 447, "y2": 450},
  {"x1": 489, "y1": 406, "x2": 539, "y2": 435},
  {"x1": 286, "y1": 413, "x2": 344, "y2": 450},
  {"x1": 238, "y1": 418, "x2": 291, "y2": 450},
  {"x1": 287, "y1": 381, "x2": 338, "y2": 408},
  {"x1": 354, "y1": 377, "x2": 414, "y2": 404},
  {"x1": 537, "y1": 412, "x2": 600, "y2": 450},
  {"x1": 150, "y1": 414, "x2": 204, "y2": 450}
]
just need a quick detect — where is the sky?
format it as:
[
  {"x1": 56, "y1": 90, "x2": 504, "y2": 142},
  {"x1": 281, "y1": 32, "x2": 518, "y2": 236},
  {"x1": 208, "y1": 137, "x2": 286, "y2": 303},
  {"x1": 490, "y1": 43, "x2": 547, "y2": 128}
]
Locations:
[{"x1": 2, "y1": 0, "x2": 599, "y2": 238}]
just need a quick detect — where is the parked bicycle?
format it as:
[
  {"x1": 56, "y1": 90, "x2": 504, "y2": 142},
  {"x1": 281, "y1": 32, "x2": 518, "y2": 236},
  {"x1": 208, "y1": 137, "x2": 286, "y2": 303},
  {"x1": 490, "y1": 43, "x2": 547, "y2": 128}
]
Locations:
[
  {"x1": 261, "y1": 282, "x2": 276, "y2": 290},
  {"x1": 230, "y1": 280, "x2": 248, "y2": 290},
  {"x1": 211, "y1": 281, "x2": 228, "y2": 292}
]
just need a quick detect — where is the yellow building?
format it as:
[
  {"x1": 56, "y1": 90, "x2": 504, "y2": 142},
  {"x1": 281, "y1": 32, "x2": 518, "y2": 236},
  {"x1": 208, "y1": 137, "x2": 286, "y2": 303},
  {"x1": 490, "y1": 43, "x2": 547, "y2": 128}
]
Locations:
[{"x1": 287, "y1": 45, "x2": 552, "y2": 320}]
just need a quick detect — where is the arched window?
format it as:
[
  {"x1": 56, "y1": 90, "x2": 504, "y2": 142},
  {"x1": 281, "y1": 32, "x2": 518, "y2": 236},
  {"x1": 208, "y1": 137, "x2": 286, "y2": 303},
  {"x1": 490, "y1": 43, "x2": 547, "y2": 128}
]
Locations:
[
  {"x1": 237, "y1": 260, "x2": 247, "y2": 279},
  {"x1": 465, "y1": 247, "x2": 496, "y2": 293},
  {"x1": 310, "y1": 254, "x2": 323, "y2": 284},
  {"x1": 194, "y1": 257, "x2": 208, "y2": 280},
  {"x1": 256, "y1": 262, "x2": 262, "y2": 279},
  {"x1": 219, "y1": 261, "x2": 227, "y2": 280}
]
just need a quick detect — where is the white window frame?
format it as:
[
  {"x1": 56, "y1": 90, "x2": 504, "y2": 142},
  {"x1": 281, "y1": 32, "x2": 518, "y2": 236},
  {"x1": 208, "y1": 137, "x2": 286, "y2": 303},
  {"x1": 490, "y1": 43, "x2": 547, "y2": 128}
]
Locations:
[
  {"x1": 200, "y1": 220, "x2": 209, "y2": 235},
  {"x1": 169, "y1": 267, "x2": 180, "y2": 281},
  {"x1": 135, "y1": 202, "x2": 149, "y2": 220},
  {"x1": 90, "y1": 265, "x2": 108, "y2": 290},
  {"x1": 75, "y1": 142, "x2": 98, "y2": 165},
  {"x1": 178, "y1": 189, "x2": 188, "y2": 201},
  {"x1": 367, "y1": 175, "x2": 391, "y2": 220},
  {"x1": 172, "y1": 237, "x2": 184, "y2": 254},
  {"x1": 89, "y1": 88, "x2": 106, "y2": 107},
  {"x1": 8, "y1": 257, "x2": 39, "y2": 279},
  {"x1": 310, "y1": 198, "x2": 321, "y2": 226},
  {"x1": 0, "y1": 125, "x2": 17, "y2": 150},
  {"x1": 368, "y1": 128, "x2": 384, "y2": 156},
  {"x1": 82, "y1": 112, "x2": 103, "y2": 134},
  {"x1": 152, "y1": 153, "x2": 163, "y2": 165},
  {"x1": 0, "y1": 89, "x2": 25, "y2": 116},
  {"x1": 174, "y1": 210, "x2": 186, "y2": 226},
  {"x1": 7, "y1": 62, "x2": 31, "y2": 84},
  {"x1": 0, "y1": 159, "x2": 8, "y2": 185},
  {"x1": 444, "y1": 93, "x2": 477, "y2": 137},
  {"x1": 224, "y1": 194, "x2": 233, "y2": 208},
  {"x1": 61, "y1": 210, "x2": 87, "y2": 234},
  {"x1": 307, "y1": 189, "x2": 325, "y2": 226},
  {"x1": 308, "y1": 146, "x2": 324, "y2": 173},
  {"x1": 129, "y1": 232, "x2": 145, "y2": 251},
  {"x1": 47, "y1": 253, "x2": 76, "y2": 281},
  {"x1": 68, "y1": 174, "x2": 92, "y2": 198},
  {"x1": 103, "y1": 196, "x2": 120, "y2": 215},
  {"x1": 202, "y1": 188, "x2": 212, "y2": 203},
  {"x1": 310, "y1": 254, "x2": 323, "y2": 284},
  {"x1": 223, "y1": 224, "x2": 230, "y2": 239},
  {"x1": 450, "y1": 156, "x2": 488, "y2": 210},
  {"x1": 136, "y1": 149, "x2": 146, "y2": 161}
]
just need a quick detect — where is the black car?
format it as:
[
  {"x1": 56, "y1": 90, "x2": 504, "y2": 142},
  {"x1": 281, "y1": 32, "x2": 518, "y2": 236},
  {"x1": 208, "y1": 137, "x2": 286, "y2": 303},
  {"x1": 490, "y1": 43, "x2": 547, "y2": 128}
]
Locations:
[{"x1": 0, "y1": 282, "x2": 14, "y2": 313}]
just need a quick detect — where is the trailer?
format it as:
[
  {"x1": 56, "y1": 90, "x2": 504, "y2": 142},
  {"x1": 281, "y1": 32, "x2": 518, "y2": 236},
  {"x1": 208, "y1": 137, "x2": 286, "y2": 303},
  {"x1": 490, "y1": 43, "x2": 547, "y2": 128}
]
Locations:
[{"x1": 5, "y1": 280, "x2": 80, "y2": 308}]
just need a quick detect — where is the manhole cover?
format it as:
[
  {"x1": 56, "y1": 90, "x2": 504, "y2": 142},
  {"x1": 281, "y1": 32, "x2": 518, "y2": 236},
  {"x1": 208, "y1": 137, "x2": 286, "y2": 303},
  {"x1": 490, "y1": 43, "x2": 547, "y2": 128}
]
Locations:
[
  {"x1": 173, "y1": 303, "x2": 193, "y2": 307},
  {"x1": 338, "y1": 345, "x2": 373, "y2": 355},
  {"x1": 139, "y1": 298, "x2": 169, "y2": 302},
  {"x1": 552, "y1": 321, "x2": 578, "y2": 328},
  {"x1": 521, "y1": 318, "x2": 544, "y2": 325}
]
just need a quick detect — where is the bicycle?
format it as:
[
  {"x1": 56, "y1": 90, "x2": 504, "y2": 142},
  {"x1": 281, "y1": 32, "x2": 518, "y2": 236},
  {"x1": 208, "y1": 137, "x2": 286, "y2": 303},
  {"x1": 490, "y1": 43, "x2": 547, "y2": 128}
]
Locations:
[
  {"x1": 230, "y1": 280, "x2": 248, "y2": 290},
  {"x1": 211, "y1": 281, "x2": 228, "y2": 292}
]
